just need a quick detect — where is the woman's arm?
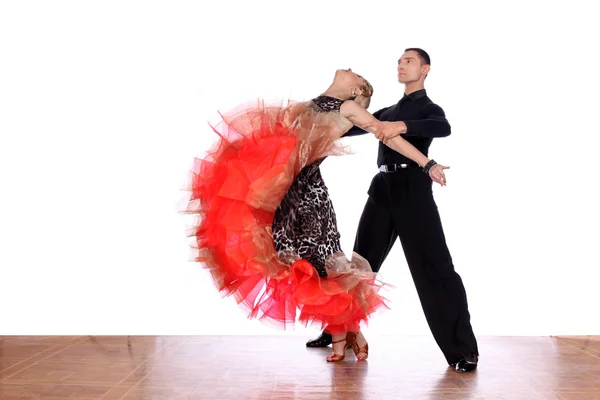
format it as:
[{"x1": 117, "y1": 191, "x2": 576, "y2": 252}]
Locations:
[
  {"x1": 340, "y1": 100, "x2": 449, "y2": 186},
  {"x1": 339, "y1": 100, "x2": 429, "y2": 167}
]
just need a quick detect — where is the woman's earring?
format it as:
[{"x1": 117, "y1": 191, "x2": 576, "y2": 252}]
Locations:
[{"x1": 351, "y1": 88, "x2": 356, "y2": 96}]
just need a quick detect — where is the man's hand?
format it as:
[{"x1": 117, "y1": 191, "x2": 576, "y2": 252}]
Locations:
[
  {"x1": 364, "y1": 121, "x2": 407, "y2": 144},
  {"x1": 428, "y1": 163, "x2": 450, "y2": 186}
]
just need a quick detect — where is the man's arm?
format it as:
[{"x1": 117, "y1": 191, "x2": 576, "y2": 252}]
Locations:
[
  {"x1": 340, "y1": 101, "x2": 450, "y2": 186},
  {"x1": 342, "y1": 107, "x2": 387, "y2": 137},
  {"x1": 339, "y1": 101, "x2": 431, "y2": 167},
  {"x1": 403, "y1": 103, "x2": 451, "y2": 138}
]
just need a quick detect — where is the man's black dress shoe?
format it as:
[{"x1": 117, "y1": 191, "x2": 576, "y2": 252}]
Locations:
[
  {"x1": 306, "y1": 332, "x2": 332, "y2": 347},
  {"x1": 451, "y1": 353, "x2": 478, "y2": 372}
]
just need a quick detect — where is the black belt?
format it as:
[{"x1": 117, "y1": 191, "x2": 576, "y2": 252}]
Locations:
[{"x1": 379, "y1": 163, "x2": 416, "y2": 173}]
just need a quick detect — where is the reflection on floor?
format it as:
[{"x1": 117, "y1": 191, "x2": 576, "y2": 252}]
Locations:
[{"x1": 1, "y1": 335, "x2": 599, "y2": 399}]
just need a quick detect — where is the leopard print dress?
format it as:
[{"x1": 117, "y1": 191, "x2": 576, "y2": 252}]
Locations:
[{"x1": 271, "y1": 95, "x2": 345, "y2": 278}]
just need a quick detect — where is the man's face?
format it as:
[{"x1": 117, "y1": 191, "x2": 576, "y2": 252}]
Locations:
[{"x1": 397, "y1": 50, "x2": 429, "y2": 84}]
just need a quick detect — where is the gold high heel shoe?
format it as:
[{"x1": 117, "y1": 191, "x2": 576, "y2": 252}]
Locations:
[
  {"x1": 326, "y1": 332, "x2": 355, "y2": 362},
  {"x1": 351, "y1": 331, "x2": 369, "y2": 361}
]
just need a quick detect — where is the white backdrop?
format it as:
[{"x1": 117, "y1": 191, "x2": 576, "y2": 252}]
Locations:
[{"x1": 1, "y1": 0, "x2": 599, "y2": 336}]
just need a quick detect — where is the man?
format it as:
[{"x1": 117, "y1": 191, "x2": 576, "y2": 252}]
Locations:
[{"x1": 306, "y1": 48, "x2": 479, "y2": 372}]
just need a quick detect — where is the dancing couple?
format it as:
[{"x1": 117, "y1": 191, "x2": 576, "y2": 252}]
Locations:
[{"x1": 183, "y1": 48, "x2": 478, "y2": 371}]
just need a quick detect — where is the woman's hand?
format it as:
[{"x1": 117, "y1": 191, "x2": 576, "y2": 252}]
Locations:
[{"x1": 428, "y1": 163, "x2": 450, "y2": 186}]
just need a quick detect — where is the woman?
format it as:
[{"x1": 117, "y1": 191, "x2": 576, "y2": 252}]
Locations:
[{"x1": 182, "y1": 68, "x2": 445, "y2": 362}]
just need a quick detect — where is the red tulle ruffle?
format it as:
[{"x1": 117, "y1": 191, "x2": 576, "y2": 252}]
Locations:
[{"x1": 181, "y1": 99, "x2": 388, "y2": 334}]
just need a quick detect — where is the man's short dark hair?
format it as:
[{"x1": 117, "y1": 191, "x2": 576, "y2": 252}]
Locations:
[{"x1": 405, "y1": 48, "x2": 431, "y2": 65}]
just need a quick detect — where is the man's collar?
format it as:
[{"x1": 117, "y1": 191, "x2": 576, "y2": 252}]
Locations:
[{"x1": 403, "y1": 89, "x2": 427, "y2": 101}]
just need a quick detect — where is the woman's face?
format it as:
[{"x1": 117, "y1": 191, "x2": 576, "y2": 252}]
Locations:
[{"x1": 334, "y1": 69, "x2": 365, "y2": 93}]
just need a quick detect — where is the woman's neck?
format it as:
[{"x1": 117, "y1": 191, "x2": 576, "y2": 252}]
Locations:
[{"x1": 321, "y1": 84, "x2": 350, "y2": 100}]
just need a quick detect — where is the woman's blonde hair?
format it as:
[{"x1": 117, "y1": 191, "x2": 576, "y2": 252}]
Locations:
[{"x1": 353, "y1": 78, "x2": 374, "y2": 109}]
